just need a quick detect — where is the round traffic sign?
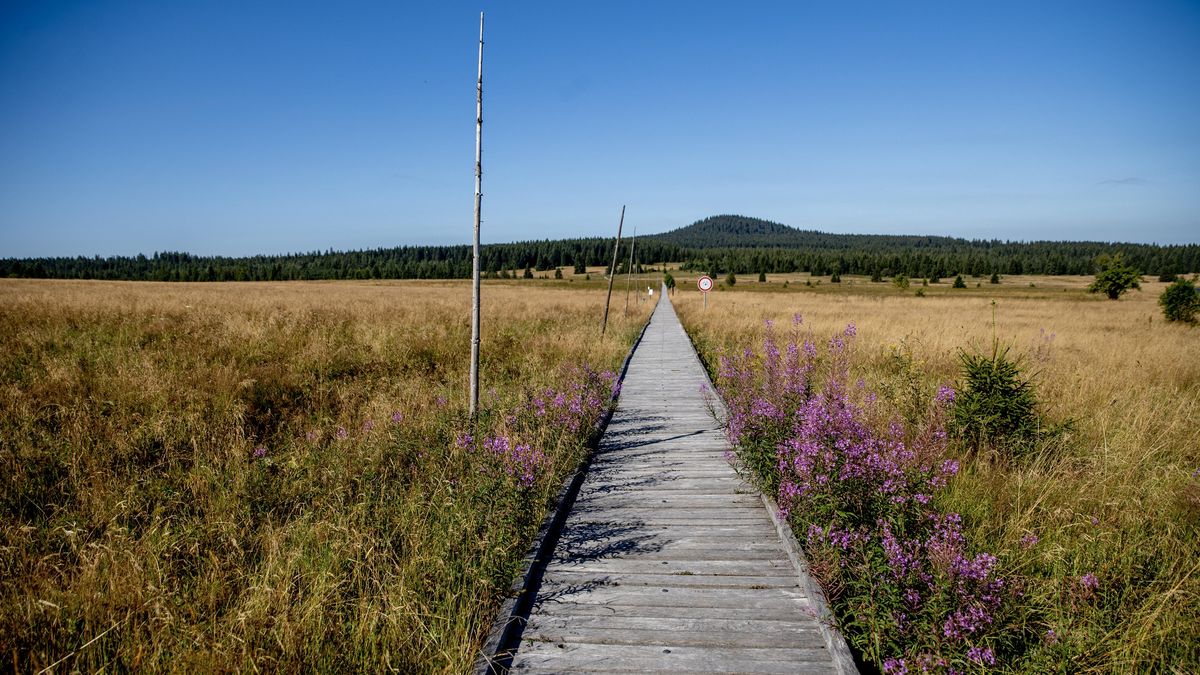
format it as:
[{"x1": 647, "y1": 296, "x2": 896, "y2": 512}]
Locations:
[{"x1": 697, "y1": 275, "x2": 714, "y2": 292}]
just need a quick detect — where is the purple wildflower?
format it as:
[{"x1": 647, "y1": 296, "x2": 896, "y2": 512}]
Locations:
[
  {"x1": 1079, "y1": 573, "x2": 1099, "y2": 591},
  {"x1": 252, "y1": 446, "x2": 267, "y2": 458},
  {"x1": 966, "y1": 646, "x2": 995, "y2": 666},
  {"x1": 1019, "y1": 533, "x2": 1039, "y2": 549},
  {"x1": 335, "y1": 426, "x2": 348, "y2": 440},
  {"x1": 391, "y1": 410, "x2": 404, "y2": 424},
  {"x1": 936, "y1": 384, "x2": 956, "y2": 404}
]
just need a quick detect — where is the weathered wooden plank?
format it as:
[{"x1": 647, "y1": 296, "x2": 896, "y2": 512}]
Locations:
[
  {"x1": 541, "y1": 570, "x2": 801, "y2": 589},
  {"x1": 532, "y1": 584, "x2": 811, "y2": 611},
  {"x1": 527, "y1": 601, "x2": 815, "y2": 623},
  {"x1": 543, "y1": 558, "x2": 795, "y2": 576},
  {"x1": 512, "y1": 643, "x2": 836, "y2": 673},
  {"x1": 551, "y1": 543, "x2": 788, "y2": 561},
  {"x1": 558, "y1": 521, "x2": 777, "y2": 534},
  {"x1": 526, "y1": 614, "x2": 824, "y2": 635},
  {"x1": 521, "y1": 626, "x2": 823, "y2": 649}
]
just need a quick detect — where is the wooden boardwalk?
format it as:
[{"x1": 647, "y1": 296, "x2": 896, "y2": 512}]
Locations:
[{"x1": 489, "y1": 291, "x2": 855, "y2": 674}]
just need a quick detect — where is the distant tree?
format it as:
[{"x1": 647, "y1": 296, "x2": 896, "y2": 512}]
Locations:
[
  {"x1": 726, "y1": 271, "x2": 737, "y2": 286},
  {"x1": 893, "y1": 275, "x2": 909, "y2": 289},
  {"x1": 1089, "y1": 253, "x2": 1141, "y2": 300},
  {"x1": 523, "y1": 267, "x2": 534, "y2": 279},
  {"x1": 1159, "y1": 276, "x2": 1199, "y2": 323},
  {"x1": 929, "y1": 275, "x2": 941, "y2": 284},
  {"x1": 990, "y1": 272, "x2": 1001, "y2": 284},
  {"x1": 758, "y1": 271, "x2": 767, "y2": 282},
  {"x1": 871, "y1": 269, "x2": 884, "y2": 283},
  {"x1": 574, "y1": 260, "x2": 586, "y2": 274},
  {"x1": 663, "y1": 271, "x2": 676, "y2": 294},
  {"x1": 554, "y1": 267, "x2": 563, "y2": 279},
  {"x1": 1158, "y1": 272, "x2": 1178, "y2": 283},
  {"x1": 953, "y1": 275, "x2": 967, "y2": 288},
  {"x1": 830, "y1": 272, "x2": 841, "y2": 283}
]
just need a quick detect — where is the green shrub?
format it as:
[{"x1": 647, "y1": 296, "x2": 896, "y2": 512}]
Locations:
[
  {"x1": 1158, "y1": 272, "x2": 1178, "y2": 283},
  {"x1": 758, "y1": 271, "x2": 766, "y2": 282},
  {"x1": 990, "y1": 272, "x2": 1001, "y2": 284},
  {"x1": 1159, "y1": 277, "x2": 1199, "y2": 323},
  {"x1": 893, "y1": 274, "x2": 909, "y2": 289},
  {"x1": 1089, "y1": 253, "x2": 1141, "y2": 300},
  {"x1": 830, "y1": 272, "x2": 841, "y2": 283},
  {"x1": 953, "y1": 274, "x2": 967, "y2": 288},
  {"x1": 951, "y1": 342, "x2": 1040, "y2": 454}
]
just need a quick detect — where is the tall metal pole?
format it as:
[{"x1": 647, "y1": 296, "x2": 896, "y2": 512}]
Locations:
[
  {"x1": 600, "y1": 205, "x2": 624, "y2": 336},
  {"x1": 469, "y1": 12, "x2": 484, "y2": 420}
]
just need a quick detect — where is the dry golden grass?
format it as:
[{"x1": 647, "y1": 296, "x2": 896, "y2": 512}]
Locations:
[
  {"x1": 677, "y1": 276, "x2": 1200, "y2": 671},
  {"x1": 0, "y1": 278, "x2": 651, "y2": 673}
]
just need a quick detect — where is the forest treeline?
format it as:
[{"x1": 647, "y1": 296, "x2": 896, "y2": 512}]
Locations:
[{"x1": 3, "y1": 215, "x2": 1196, "y2": 281}]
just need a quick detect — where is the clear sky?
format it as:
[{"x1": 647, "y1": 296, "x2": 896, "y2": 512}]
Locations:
[{"x1": 1, "y1": 1, "x2": 1197, "y2": 257}]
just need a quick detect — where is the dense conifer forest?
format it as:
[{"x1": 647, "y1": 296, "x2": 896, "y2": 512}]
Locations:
[{"x1": 3, "y1": 215, "x2": 1196, "y2": 281}]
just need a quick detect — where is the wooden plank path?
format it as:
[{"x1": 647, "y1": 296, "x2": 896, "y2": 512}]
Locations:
[{"x1": 482, "y1": 290, "x2": 856, "y2": 674}]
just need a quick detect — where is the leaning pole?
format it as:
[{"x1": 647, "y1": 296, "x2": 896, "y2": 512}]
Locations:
[
  {"x1": 600, "y1": 205, "x2": 625, "y2": 336},
  {"x1": 469, "y1": 11, "x2": 484, "y2": 419}
]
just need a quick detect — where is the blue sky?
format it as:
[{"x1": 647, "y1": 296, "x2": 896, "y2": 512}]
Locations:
[{"x1": 1, "y1": 1, "x2": 1197, "y2": 257}]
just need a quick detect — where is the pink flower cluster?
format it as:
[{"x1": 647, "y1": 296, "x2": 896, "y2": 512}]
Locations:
[
  {"x1": 521, "y1": 365, "x2": 617, "y2": 434},
  {"x1": 482, "y1": 434, "x2": 546, "y2": 487},
  {"x1": 463, "y1": 362, "x2": 618, "y2": 490},
  {"x1": 716, "y1": 321, "x2": 1009, "y2": 671}
]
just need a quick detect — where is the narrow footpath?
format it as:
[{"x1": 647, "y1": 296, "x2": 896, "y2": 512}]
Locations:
[{"x1": 497, "y1": 290, "x2": 854, "y2": 674}]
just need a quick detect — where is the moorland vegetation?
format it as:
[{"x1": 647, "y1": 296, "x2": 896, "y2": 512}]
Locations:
[
  {"x1": 677, "y1": 275, "x2": 1199, "y2": 672},
  {"x1": 0, "y1": 279, "x2": 651, "y2": 672}
]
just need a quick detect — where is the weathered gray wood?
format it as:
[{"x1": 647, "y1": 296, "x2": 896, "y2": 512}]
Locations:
[
  {"x1": 541, "y1": 571, "x2": 801, "y2": 588},
  {"x1": 527, "y1": 601, "x2": 815, "y2": 623},
  {"x1": 469, "y1": 11, "x2": 484, "y2": 419},
  {"x1": 512, "y1": 643, "x2": 836, "y2": 674},
  {"x1": 600, "y1": 206, "x2": 624, "y2": 336},
  {"x1": 522, "y1": 626, "x2": 816, "y2": 649},
  {"x1": 489, "y1": 289, "x2": 854, "y2": 674}
]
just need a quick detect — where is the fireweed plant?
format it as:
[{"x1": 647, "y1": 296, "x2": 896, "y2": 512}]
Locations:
[
  {"x1": 714, "y1": 317, "x2": 1019, "y2": 672},
  {"x1": 456, "y1": 364, "x2": 619, "y2": 488}
]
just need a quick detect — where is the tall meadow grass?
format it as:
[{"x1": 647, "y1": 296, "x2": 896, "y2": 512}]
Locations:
[{"x1": 0, "y1": 279, "x2": 651, "y2": 672}]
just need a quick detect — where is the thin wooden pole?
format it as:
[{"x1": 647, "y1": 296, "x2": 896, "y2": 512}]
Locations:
[
  {"x1": 469, "y1": 11, "x2": 484, "y2": 420},
  {"x1": 600, "y1": 205, "x2": 624, "y2": 336},
  {"x1": 624, "y1": 222, "x2": 637, "y2": 316}
]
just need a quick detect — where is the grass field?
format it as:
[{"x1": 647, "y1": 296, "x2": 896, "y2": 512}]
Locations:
[
  {"x1": 675, "y1": 272, "x2": 1200, "y2": 671},
  {"x1": 0, "y1": 278, "x2": 651, "y2": 673}
]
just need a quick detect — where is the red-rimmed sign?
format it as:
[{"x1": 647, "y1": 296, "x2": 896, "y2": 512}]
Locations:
[{"x1": 697, "y1": 275, "x2": 714, "y2": 292}]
